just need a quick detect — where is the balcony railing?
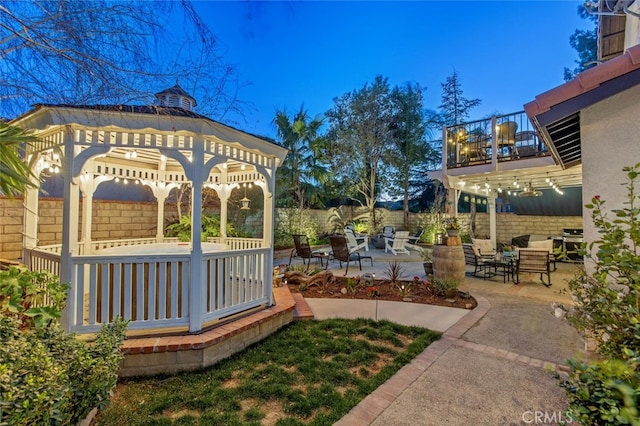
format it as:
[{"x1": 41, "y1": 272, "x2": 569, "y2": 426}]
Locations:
[{"x1": 445, "y1": 111, "x2": 548, "y2": 168}]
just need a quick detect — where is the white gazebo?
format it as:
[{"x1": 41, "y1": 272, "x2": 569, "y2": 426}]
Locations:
[{"x1": 12, "y1": 86, "x2": 288, "y2": 336}]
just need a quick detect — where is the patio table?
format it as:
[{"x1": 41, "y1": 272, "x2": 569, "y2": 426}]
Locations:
[{"x1": 486, "y1": 253, "x2": 516, "y2": 283}]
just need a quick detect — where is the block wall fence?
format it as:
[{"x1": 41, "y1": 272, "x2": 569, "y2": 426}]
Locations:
[{"x1": 0, "y1": 197, "x2": 583, "y2": 260}]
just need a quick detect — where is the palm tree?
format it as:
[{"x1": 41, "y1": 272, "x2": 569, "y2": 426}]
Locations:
[
  {"x1": 0, "y1": 122, "x2": 38, "y2": 198},
  {"x1": 274, "y1": 106, "x2": 327, "y2": 211}
]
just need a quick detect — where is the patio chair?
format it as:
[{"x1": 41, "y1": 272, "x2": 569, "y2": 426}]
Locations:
[
  {"x1": 381, "y1": 226, "x2": 395, "y2": 239},
  {"x1": 405, "y1": 228, "x2": 424, "y2": 251},
  {"x1": 328, "y1": 235, "x2": 373, "y2": 275},
  {"x1": 526, "y1": 239, "x2": 557, "y2": 271},
  {"x1": 289, "y1": 234, "x2": 327, "y2": 268},
  {"x1": 495, "y1": 121, "x2": 518, "y2": 156},
  {"x1": 384, "y1": 230, "x2": 410, "y2": 256},
  {"x1": 514, "y1": 249, "x2": 551, "y2": 287},
  {"x1": 471, "y1": 238, "x2": 496, "y2": 257},
  {"x1": 462, "y1": 244, "x2": 492, "y2": 278},
  {"x1": 344, "y1": 228, "x2": 369, "y2": 252}
]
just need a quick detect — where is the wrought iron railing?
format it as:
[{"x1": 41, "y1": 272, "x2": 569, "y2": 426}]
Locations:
[{"x1": 445, "y1": 111, "x2": 548, "y2": 168}]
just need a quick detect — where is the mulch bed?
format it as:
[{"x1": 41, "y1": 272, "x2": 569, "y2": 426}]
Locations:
[{"x1": 283, "y1": 270, "x2": 477, "y2": 310}]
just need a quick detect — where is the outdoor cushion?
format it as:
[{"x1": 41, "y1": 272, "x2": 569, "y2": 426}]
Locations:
[
  {"x1": 527, "y1": 239, "x2": 553, "y2": 253},
  {"x1": 472, "y1": 238, "x2": 494, "y2": 255}
]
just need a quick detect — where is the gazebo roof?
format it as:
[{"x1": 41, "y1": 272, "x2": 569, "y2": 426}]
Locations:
[{"x1": 11, "y1": 103, "x2": 288, "y2": 189}]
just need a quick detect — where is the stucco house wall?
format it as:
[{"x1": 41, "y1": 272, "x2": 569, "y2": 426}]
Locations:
[{"x1": 581, "y1": 83, "x2": 640, "y2": 248}]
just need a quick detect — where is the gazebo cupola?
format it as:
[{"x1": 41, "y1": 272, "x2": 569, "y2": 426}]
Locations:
[{"x1": 154, "y1": 83, "x2": 197, "y2": 111}]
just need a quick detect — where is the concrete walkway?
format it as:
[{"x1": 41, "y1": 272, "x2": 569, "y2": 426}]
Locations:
[
  {"x1": 279, "y1": 247, "x2": 590, "y2": 425},
  {"x1": 307, "y1": 299, "x2": 469, "y2": 333}
]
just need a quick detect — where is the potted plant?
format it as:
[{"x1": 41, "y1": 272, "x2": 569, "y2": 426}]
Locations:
[
  {"x1": 445, "y1": 217, "x2": 461, "y2": 237},
  {"x1": 422, "y1": 248, "x2": 434, "y2": 276}
]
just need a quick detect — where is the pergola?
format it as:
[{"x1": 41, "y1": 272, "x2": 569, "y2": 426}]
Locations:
[{"x1": 12, "y1": 88, "x2": 288, "y2": 336}]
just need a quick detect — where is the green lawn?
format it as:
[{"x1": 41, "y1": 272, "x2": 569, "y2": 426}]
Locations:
[{"x1": 97, "y1": 318, "x2": 440, "y2": 425}]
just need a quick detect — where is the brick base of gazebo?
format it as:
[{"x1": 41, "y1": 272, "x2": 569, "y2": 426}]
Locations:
[{"x1": 119, "y1": 286, "x2": 311, "y2": 377}]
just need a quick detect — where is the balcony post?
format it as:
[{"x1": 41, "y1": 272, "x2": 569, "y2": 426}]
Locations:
[
  {"x1": 491, "y1": 116, "x2": 498, "y2": 165},
  {"x1": 442, "y1": 125, "x2": 448, "y2": 172}
]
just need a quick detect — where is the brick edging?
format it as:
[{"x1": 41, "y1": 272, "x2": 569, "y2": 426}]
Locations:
[{"x1": 120, "y1": 286, "x2": 296, "y2": 355}]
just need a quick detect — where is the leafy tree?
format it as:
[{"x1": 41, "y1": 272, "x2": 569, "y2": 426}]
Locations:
[
  {"x1": 388, "y1": 82, "x2": 437, "y2": 228},
  {"x1": 564, "y1": 5, "x2": 598, "y2": 81},
  {"x1": 438, "y1": 70, "x2": 481, "y2": 126},
  {"x1": 0, "y1": 123, "x2": 38, "y2": 197},
  {"x1": 274, "y1": 107, "x2": 327, "y2": 210},
  {"x1": 325, "y1": 76, "x2": 395, "y2": 232},
  {"x1": 0, "y1": 1, "x2": 243, "y2": 120}
]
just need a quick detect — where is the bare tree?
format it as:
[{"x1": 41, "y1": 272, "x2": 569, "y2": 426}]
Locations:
[{"x1": 0, "y1": 1, "x2": 246, "y2": 120}]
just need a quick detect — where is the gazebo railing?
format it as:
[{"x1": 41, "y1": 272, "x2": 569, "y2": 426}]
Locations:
[
  {"x1": 68, "y1": 252, "x2": 192, "y2": 334},
  {"x1": 23, "y1": 247, "x2": 62, "y2": 276},
  {"x1": 89, "y1": 237, "x2": 179, "y2": 252},
  {"x1": 32, "y1": 237, "x2": 262, "y2": 258},
  {"x1": 201, "y1": 248, "x2": 269, "y2": 325},
  {"x1": 65, "y1": 248, "x2": 270, "y2": 334},
  {"x1": 207, "y1": 237, "x2": 264, "y2": 250},
  {"x1": 22, "y1": 244, "x2": 270, "y2": 335}
]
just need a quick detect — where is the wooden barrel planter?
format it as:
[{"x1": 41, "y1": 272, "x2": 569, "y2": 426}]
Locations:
[{"x1": 432, "y1": 245, "x2": 465, "y2": 282}]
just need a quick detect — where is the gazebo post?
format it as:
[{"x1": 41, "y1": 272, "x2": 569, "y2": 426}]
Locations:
[
  {"x1": 22, "y1": 175, "x2": 39, "y2": 251},
  {"x1": 155, "y1": 156, "x2": 168, "y2": 242},
  {"x1": 188, "y1": 140, "x2": 205, "y2": 333},
  {"x1": 219, "y1": 166, "x2": 229, "y2": 241},
  {"x1": 78, "y1": 173, "x2": 114, "y2": 254},
  {"x1": 262, "y1": 170, "x2": 276, "y2": 304},
  {"x1": 152, "y1": 184, "x2": 172, "y2": 243},
  {"x1": 60, "y1": 130, "x2": 80, "y2": 332},
  {"x1": 80, "y1": 178, "x2": 93, "y2": 255}
]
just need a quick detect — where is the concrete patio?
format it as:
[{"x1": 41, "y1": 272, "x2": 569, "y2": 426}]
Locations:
[{"x1": 278, "y1": 245, "x2": 589, "y2": 425}]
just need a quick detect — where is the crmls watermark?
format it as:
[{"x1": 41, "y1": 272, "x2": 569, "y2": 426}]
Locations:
[{"x1": 522, "y1": 410, "x2": 575, "y2": 424}]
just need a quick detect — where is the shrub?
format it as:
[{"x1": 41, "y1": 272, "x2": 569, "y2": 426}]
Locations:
[
  {"x1": 382, "y1": 262, "x2": 405, "y2": 284},
  {"x1": 0, "y1": 267, "x2": 128, "y2": 425},
  {"x1": 561, "y1": 164, "x2": 640, "y2": 358},
  {"x1": 415, "y1": 208, "x2": 446, "y2": 244},
  {"x1": 0, "y1": 266, "x2": 67, "y2": 329},
  {"x1": 558, "y1": 356, "x2": 640, "y2": 425},
  {"x1": 430, "y1": 277, "x2": 458, "y2": 296},
  {"x1": 556, "y1": 164, "x2": 640, "y2": 424},
  {"x1": 327, "y1": 206, "x2": 377, "y2": 234},
  {"x1": 165, "y1": 213, "x2": 244, "y2": 242},
  {"x1": 274, "y1": 208, "x2": 320, "y2": 248}
]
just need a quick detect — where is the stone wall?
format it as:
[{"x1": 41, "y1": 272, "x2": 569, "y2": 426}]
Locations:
[
  {"x1": 0, "y1": 197, "x2": 159, "y2": 260},
  {"x1": 301, "y1": 208, "x2": 582, "y2": 242},
  {"x1": 0, "y1": 197, "x2": 584, "y2": 260}
]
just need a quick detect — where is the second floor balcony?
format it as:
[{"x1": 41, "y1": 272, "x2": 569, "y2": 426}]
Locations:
[{"x1": 444, "y1": 111, "x2": 550, "y2": 169}]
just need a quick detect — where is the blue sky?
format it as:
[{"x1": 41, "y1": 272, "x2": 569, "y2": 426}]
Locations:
[{"x1": 193, "y1": 1, "x2": 592, "y2": 139}]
